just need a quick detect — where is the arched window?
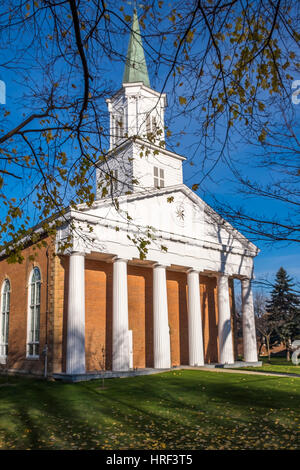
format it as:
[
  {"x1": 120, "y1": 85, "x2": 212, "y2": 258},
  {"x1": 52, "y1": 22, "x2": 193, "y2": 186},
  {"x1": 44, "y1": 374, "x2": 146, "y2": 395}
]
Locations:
[
  {"x1": 27, "y1": 267, "x2": 41, "y2": 357},
  {"x1": 0, "y1": 279, "x2": 10, "y2": 357}
]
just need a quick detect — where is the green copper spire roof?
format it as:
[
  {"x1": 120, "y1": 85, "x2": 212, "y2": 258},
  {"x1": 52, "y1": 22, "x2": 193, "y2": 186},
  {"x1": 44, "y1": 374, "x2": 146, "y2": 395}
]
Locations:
[{"x1": 123, "y1": 9, "x2": 150, "y2": 87}]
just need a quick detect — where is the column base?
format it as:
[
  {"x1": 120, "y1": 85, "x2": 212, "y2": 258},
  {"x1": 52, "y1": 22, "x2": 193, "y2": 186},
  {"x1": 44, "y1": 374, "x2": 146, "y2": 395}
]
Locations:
[
  {"x1": 52, "y1": 368, "x2": 170, "y2": 383},
  {"x1": 189, "y1": 361, "x2": 204, "y2": 367},
  {"x1": 215, "y1": 361, "x2": 262, "y2": 369},
  {"x1": 112, "y1": 365, "x2": 130, "y2": 372}
]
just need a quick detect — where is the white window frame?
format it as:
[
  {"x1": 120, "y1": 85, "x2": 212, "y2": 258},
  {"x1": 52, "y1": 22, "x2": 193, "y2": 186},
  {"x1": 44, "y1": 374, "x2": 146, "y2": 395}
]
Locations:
[
  {"x1": 154, "y1": 166, "x2": 165, "y2": 188},
  {"x1": 113, "y1": 114, "x2": 124, "y2": 143},
  {"x1": 146, "y1": 113, "x2": 151, "y2": 134},
  {"x1": 26, "y1": 267, "x2": 41, "y2": 359},
  {"x1": 117, "y1": 116, "x2": 123, "y2": 139},
  {"x1": 110, "y1": 169, "x2": 118, "y2": 195},
  {"x1": 152, "y1": 115, "x2": 157, "y2": 133},
  {"x1": 0, "y1": 279, "x2": 10, "y2": 361}
]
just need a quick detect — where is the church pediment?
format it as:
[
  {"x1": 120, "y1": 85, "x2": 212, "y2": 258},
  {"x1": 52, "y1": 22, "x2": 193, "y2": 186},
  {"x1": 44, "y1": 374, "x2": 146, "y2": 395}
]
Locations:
[{"x1": 77, "y1": 184, "x2": 258, "y2": 257}]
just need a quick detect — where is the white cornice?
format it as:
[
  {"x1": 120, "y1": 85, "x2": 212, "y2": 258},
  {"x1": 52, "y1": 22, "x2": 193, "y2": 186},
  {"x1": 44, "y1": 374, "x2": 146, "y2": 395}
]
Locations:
[
  {"x1": 106, "y1": 82, "x2": 167, "y2": 104},
  {"x1": 97, "y1": 137, "x2": 186, "y2": 164}
]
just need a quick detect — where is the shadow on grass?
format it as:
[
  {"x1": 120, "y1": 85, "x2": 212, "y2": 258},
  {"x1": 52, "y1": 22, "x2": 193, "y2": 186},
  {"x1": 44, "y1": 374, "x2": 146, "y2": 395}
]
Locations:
[{"x1": 0, "y1": 370, "x2": 299, "y2": 449}]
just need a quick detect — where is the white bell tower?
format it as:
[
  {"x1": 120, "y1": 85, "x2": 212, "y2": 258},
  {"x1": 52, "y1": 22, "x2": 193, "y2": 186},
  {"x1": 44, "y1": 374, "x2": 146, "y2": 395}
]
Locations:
[
  {"x1": 96, "y1": 9, "x2": 185, "y2": 199},
  {"x1": 106, "y1": 82, "x2": 167, "y2": 150}
]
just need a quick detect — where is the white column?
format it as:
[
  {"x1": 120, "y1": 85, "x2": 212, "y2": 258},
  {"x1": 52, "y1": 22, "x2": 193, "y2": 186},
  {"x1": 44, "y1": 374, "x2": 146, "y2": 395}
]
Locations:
[
  {"x1": 241, "y1": 278, "x2": 258, "y2": 362},
  {"x1": 66, "y1": 252, "x2": 86, "y2": 375},
  {"x1": 112, "y1": 258, "x2": 130, "y2": 371},
  {"x1": 217, "y1": 274, "x2": 234, "y2": 364},
  {"x1": 187, "y1": 270, "x2": 204, "y2": 366},
  {"x1": 153, "y1": 264, "x2": 171, "y2": 369}
]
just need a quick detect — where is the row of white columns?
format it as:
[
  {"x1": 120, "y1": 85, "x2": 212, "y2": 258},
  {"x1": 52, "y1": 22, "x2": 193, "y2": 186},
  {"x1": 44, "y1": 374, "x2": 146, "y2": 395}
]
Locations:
[{"x1": 66, "y1": 253, "x2": 258, "y2": 375}]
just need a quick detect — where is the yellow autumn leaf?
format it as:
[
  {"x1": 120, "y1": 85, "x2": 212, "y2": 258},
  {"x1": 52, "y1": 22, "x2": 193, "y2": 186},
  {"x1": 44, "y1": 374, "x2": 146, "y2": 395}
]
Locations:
[{"x1": 179, "y1": 96, "x2": 187, "y2": 105}]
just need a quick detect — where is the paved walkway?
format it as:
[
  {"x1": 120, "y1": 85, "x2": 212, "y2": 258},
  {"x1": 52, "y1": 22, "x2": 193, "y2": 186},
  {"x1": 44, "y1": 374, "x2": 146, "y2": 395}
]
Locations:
[
  {"x1": 51, "y1": 365, "x2": 300, "y2": 382},
  {"x1": 186, "y1": 366, "x2": 300, "y2": 379}
]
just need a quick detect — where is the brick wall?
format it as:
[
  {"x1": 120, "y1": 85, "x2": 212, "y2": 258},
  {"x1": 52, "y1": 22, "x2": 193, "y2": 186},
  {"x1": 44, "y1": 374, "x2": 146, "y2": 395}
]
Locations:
[
  {"x1": 0, "y1": 237, "x2": 55, "y2": 376},
  {"x1": 127, "y1": 265, "x2": 154, "y2": 368},
  {"x1": 84, "y1": 259, "x2": 113, "y2": 372},
  {"x1": 166, "y1": 271, "x2": 189, "y2": 366},
  {"x1": 200, "y1": 275, "x2": 219, "y2": 363}
]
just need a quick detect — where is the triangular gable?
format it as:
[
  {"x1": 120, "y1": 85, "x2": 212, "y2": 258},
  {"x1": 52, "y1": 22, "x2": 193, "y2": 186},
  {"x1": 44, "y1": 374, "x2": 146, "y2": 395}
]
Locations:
[{"x1": 76, "y1": 184, "x2": 258, "y2": 255}]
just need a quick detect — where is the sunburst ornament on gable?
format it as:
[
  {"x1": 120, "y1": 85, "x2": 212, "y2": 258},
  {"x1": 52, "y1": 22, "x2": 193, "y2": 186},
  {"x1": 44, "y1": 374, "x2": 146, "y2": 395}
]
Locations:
[{"x1": 173, "y1": 203, "x2": 185, "y2": 227}]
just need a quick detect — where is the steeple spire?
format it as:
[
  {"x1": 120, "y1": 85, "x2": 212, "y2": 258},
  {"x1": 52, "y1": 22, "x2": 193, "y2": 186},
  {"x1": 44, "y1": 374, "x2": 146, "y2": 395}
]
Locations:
[{"x1": 123, "y1": 8, "x2": 150, "y2": 87}]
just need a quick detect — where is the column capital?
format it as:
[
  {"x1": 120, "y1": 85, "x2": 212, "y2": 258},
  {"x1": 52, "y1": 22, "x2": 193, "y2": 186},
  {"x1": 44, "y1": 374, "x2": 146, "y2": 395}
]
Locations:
[
  {"x1": 152, "y1": 263, "x2": 168, "y2": 269},
  {"x1": 187, "y1": 268, "x2": 201, "y2": 274},
  {"x1": 216, "y1": 271, "x2": 230, "y2": 280},
  {"x1": 69, "y1": 251, "x2": 86, "y2": 257},
  {"x1": 112, "y1": 257, "x2": 129, "y2": 263},
  {"x1": 241, "y1": 276, "x2": 254, "y2": 282}
]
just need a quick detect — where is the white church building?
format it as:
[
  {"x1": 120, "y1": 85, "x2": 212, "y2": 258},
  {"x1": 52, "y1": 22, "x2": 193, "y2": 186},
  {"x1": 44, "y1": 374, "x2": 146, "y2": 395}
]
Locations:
[{"x1": 0, "y1": 10, "x2": 260, "y2": 380}]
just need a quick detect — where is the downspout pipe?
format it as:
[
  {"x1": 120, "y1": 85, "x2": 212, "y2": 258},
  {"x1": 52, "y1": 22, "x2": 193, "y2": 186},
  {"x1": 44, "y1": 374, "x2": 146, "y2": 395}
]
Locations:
[{"x1": 44, "y1": 245, "x2": 50, "y2": 379}]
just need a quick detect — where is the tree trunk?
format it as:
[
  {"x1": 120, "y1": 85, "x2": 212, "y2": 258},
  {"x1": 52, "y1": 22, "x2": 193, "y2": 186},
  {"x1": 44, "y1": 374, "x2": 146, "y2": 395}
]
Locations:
[
  {"x1": 266, "y1": 337, "x2": 271, "y2": 363},
  {"x1": 287, "y1": 338, "x2": 291, "y2": 361}
]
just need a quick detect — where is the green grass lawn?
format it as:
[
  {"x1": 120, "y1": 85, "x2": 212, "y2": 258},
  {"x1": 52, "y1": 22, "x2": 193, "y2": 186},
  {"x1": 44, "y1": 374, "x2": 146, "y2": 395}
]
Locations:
[
  {"x1": 0, "y1": 369, "x2": 299, "y2": 450},
  {"x1": 240, "y1": 356, "x2": 300, "y2": 375}
]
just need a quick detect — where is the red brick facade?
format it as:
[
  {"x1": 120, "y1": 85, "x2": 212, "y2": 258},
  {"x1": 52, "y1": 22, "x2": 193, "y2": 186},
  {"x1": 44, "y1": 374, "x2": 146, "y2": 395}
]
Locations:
[
  {"x1": 0, "y1": 243, "x2": 236, "y2": 377},
  {"x1": 0, "y1": 237, "x2": 54, "y2": 375}
]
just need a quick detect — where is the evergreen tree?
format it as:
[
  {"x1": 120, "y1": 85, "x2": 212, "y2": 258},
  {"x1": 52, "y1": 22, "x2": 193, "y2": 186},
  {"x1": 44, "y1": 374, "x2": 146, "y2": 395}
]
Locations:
[{"x1": 266, "y1": 267, "x2": 300, "y2": 360}]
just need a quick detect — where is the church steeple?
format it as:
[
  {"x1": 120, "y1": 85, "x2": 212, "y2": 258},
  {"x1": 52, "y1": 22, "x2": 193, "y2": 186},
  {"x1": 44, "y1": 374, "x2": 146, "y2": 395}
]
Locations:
[
  {"x1": 97, "y1": 8, "x2": 185, "y2": 200},
  {"x1": 123, "y1": 9, "x2": 150, "y2": 87}
]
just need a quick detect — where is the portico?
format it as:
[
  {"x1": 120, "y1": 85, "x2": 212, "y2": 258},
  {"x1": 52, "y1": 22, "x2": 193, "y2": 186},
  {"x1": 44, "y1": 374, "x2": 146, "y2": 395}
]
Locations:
[{"x1": 65, "y1": 250, "x2": 258, "y2": 376}]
